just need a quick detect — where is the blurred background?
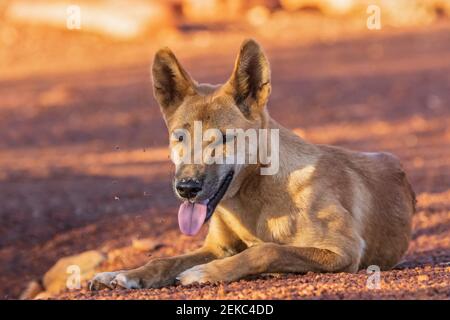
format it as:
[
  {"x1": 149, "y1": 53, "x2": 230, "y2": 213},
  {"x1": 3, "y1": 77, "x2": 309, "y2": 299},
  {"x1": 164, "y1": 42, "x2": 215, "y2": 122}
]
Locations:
[{"x1": 0, "y1": 0, "x2": 449, "y2": 299}]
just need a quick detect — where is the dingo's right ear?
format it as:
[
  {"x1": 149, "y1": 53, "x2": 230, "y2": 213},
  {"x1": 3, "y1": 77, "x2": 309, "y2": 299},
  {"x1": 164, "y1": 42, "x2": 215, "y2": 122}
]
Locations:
[{"x1": 152, "y1": 48, "x2": 196, "y2": 117}]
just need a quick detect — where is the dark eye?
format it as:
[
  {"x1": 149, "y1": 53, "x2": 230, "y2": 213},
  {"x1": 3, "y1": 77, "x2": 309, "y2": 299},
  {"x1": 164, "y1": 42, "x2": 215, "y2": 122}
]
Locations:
[{"x1": 178, "y1": 135, "x2": 184, "y2": 142}]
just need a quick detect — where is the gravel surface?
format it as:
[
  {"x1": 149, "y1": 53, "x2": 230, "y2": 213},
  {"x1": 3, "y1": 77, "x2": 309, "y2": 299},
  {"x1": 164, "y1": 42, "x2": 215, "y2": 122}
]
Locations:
[{"x1": 0, "y1": 22, "x2": 449, "y2": 300}]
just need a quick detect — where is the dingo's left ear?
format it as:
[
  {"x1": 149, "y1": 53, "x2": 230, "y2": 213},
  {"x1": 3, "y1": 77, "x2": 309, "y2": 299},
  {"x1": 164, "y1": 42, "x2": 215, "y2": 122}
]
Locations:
[
  {"x1": 152, "y1": 48, "x2": 196, "y2": 117},
  {"x1": 226, "y1": 39, "x2": 271, "y2": 117}
]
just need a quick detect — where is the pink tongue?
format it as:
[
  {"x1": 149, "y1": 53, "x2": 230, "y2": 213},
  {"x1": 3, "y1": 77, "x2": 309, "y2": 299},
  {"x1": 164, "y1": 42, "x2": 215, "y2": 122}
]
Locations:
[{"x1": 178, "y1": 201, "x2": 207, "y2": 236}]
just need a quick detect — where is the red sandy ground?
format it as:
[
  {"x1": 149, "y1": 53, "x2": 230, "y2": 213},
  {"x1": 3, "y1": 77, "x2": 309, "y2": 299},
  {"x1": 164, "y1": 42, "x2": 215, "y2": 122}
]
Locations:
[{"x1": 0, "y1": 22, "x2": 449, "y2": 299}]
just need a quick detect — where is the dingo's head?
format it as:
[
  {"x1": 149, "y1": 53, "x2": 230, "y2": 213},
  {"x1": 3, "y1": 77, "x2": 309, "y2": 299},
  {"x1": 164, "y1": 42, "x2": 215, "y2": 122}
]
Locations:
[{"x1": 152, "y1": 39, "x2": 273, "y2": 235}]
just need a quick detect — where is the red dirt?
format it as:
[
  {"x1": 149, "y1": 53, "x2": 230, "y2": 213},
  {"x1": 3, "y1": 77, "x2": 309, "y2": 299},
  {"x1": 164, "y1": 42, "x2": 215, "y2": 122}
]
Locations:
[{"x1": 0, "y1": 22, "x2": 449, "y2": 300}]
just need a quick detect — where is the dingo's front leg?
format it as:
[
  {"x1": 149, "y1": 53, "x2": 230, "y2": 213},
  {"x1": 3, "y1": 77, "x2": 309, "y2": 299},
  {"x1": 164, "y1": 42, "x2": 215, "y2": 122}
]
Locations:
[
  {"x1": 90, "y1": 214, "x2": 244, "y2": 290},
  {"x1": 89, "y1": 248, "x2": 217, "y2": 290},
  {"x1": 177, "y1": 243, "x2": 355, "y2": 285}
]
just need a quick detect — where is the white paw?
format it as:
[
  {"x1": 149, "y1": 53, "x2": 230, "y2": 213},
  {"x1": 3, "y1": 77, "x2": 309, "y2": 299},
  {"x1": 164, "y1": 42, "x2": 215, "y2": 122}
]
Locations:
[
  {"x1": 89, "y1": 271, "x2": 122, "y2": 290},
  {"x1": 110, "y1": 273, "x2": 141, "y2": 289},
  {"x1": 176, "y1": 264, "x2": 209, "y2": 285},
  {"x1": 89, "y1": 270, "x2": 142, "y2": 290}
]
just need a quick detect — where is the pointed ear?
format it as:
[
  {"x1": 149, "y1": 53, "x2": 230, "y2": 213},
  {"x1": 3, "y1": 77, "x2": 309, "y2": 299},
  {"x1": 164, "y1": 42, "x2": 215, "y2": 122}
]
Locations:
[
  {"x1": 152, "y1": 48, "x2": 196, "y2": 117},
  {"x1": 226, "y1": 39, "x2": 271, "y2": 117}
]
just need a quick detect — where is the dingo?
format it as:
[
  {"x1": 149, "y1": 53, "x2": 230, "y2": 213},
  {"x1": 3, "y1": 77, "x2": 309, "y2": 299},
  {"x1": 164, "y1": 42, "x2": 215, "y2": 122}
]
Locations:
[{"x1": 90, "y1": 39, "x2": 415, "y2": 290}]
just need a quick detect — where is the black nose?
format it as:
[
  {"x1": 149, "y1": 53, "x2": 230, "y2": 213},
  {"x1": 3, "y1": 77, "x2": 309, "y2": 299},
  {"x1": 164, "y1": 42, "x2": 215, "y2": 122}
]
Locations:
[{"x1": 176, "y1": 178, "x2": 202, "y2": 199}]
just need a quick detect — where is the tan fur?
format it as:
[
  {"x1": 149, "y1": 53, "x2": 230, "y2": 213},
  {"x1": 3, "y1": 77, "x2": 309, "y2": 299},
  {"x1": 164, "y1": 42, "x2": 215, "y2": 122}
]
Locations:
[{"x1": 89, "y1": 39, "x2": 415, "y2": 290}]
